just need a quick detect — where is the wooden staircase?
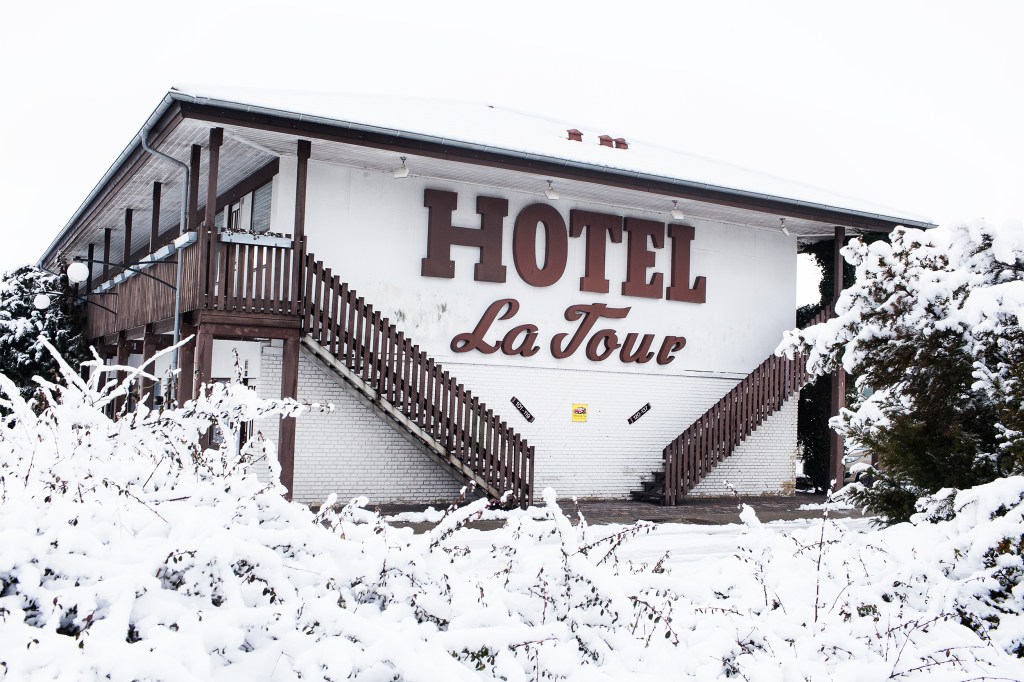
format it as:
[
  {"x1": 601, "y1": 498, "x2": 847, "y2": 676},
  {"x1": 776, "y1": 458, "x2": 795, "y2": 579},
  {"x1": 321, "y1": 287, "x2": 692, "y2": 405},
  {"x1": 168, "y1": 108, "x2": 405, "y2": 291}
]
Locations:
[
  {"x1": 631, "y1": 307, "x2": 832, "y2": 505},
  {"x1": 299, "y1": 249, "x2": 535, "y2": 508}
]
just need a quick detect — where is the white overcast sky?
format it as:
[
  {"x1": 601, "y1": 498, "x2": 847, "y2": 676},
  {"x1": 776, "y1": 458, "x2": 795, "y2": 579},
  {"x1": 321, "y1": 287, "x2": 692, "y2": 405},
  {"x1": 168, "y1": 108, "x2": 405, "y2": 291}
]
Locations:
[{"x1": 2, "y1": 0, "x2": 1021, "y2": 303}]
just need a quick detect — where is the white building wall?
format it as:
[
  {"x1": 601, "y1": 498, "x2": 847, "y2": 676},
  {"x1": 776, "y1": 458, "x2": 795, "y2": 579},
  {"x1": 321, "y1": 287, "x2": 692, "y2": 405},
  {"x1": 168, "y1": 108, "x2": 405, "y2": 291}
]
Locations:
[
  {"x1": 251, "y1": 156, "x2": 801, "y2": 501},
  {"x1": 255, "y1": 343, "x2": 464, "y2": 506},
  {"x1": 690, "y1": 398, "x2": 800, "y2": 497}
]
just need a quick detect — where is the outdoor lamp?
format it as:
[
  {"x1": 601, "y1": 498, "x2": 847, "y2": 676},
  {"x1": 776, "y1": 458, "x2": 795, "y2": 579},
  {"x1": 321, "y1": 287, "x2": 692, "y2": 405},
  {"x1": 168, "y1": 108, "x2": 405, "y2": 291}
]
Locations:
[
  {"x1": 544, "y1": 180, "x2": 560, "y2": 200},
  {"x1": 67, "y1": 261, "x2": 90, "y2": 284},
  {"x1": 671, "y1": 200, "x2": 686, "y2": 221},
  {"x1": 33, "y1": 294, "x2": 51, "y2": 310}
]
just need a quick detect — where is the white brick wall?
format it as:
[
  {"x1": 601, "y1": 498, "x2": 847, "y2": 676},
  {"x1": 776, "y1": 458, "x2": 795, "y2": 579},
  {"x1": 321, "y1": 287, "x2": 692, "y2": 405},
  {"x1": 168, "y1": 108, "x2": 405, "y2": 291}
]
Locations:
[
  {"x1": 689, "y1": 397, "x2": 799, "y2": 497},
  {"x1": 252, "y1": 348, "x2": 798, "y2": 504},
  {"x1": 255, "y1": 344, "x2": 463, "y2": 506}
]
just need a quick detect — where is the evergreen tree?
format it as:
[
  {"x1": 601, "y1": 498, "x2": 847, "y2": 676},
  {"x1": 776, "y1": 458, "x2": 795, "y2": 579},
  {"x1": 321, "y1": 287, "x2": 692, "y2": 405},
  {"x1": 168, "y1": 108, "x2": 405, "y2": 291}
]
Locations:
[
  {"x1": 779, "y1": 222, "x2": 1024, "y2": 523},
  {"x1": 0, "y1": 264, "x2": 88, "y2": 401}
]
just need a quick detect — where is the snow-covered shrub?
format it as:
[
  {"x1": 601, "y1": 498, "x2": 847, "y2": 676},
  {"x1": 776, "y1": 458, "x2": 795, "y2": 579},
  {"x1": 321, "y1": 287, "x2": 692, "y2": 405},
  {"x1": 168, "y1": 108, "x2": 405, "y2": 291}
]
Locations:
[
  {"x1": 778, "y1": 221, "x2": 1024, "y2": 522},
  {"x1": 0, "y1": 265, "x2": 86, "y2": 402},
  {"x1": 3, "y1": 341, "x2": 1022, "y2": 679}
]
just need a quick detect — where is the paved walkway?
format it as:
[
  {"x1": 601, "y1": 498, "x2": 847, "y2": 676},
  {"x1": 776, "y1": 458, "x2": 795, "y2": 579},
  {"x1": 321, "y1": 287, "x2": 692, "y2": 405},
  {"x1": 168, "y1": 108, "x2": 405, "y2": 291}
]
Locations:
[{"x1": 376, "y1": 494, "x2": 863, "y2": 533}]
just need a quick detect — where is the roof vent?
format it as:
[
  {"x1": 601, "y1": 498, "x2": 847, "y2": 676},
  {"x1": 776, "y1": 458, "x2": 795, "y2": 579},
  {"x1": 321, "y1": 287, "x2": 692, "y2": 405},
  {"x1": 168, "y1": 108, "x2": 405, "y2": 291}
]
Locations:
[
  {"x1": 567, "y1": 129, "x2": 583, "y2": 142},
  {"x1": 598, "y1": 134, "x2": 614, "y2": 148},
  {"x1": 614, "y1": 137, "x2": 629, "y2": 150}
]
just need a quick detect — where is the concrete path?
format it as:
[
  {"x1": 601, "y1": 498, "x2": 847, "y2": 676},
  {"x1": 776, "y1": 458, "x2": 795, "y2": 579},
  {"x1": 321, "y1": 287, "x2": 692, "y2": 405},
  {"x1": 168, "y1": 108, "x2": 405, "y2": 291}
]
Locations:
[{"x1": 376, "y1": 494, "x2": 864, "y2": 533}]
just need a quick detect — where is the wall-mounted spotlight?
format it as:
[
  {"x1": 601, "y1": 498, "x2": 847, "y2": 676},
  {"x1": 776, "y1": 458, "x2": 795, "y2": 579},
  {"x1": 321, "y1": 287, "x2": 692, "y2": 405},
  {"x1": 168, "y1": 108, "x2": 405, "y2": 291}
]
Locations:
[
  {"x1": 544, "y1": 180, "x2": 560, "y2": 201},
  {"x1": 392, "y1": 156, "x2": 410, "y2": 179},
  {"x1": 670, "y1": 200, "x2": 686, "y2": 221},
  {"x1": 780, "y1": 217, "x2": 790, "y2": 237}
]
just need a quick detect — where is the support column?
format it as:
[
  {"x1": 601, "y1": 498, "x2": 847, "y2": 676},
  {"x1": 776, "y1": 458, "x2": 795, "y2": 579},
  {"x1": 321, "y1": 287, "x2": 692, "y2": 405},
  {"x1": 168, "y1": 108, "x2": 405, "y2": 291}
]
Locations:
[
  {"x1": 141, "y1": 326, "x2": 158, "y2": 409},
  {"x1": 114, "y1": 332, "x2": 130, "y2": 417},
  {"x1": 123, "y1": 208, "x2": 133, "y2": 272},
  {"x1": 292, "y1": 140, "x2": 311, "y2": 315},
  {"x1": 278, "y1": 332, "x2": 300, "y2": 500},
  {"x1": 103, "y1": 228, "x2": 112, "y2": 282},
  {"x1": 176, "y1": 322, "x2": 196, "y2": 404},
  {"x1": 829, "y1": 226, "x2": 847, "y2": 492},
  {"x1": 203, "y1": 129, "x2": 224, "y2": 302},
  {"x1": 188, "y1": 144, "x2": 201, "y2": 229},
  {"x1": 85, "y1": 243, "x2": 94, "y2": 292},
  {"x1": 150, "y1": 182, "x2": 162, "y2": 251},
  {"x1": 195, "y1": 325, "x2": 214, "y2": 394}
]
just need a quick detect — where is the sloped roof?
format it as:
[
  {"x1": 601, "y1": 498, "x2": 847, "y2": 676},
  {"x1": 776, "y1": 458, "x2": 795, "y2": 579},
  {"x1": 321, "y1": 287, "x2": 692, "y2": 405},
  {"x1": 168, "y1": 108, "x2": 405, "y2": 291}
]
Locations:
[{"x1": 173, "y1": 84, "x2": 932, "y2": 225}]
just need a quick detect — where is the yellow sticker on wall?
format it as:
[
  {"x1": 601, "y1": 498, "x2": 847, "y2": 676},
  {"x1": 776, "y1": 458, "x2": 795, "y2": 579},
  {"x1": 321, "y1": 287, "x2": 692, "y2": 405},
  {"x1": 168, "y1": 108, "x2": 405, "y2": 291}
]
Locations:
[{"x1": 572, "y1": 403, "x2": 588, "y2": 423}]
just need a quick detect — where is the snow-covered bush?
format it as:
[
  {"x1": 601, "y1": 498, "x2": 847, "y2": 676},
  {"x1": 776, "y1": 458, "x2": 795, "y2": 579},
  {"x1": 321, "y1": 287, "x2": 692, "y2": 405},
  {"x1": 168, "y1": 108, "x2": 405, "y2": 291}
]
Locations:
[
  {"x1": 778, "y1": 221, "x2": 1024, "y2": 522},
  {"x1": 0, "y1": 265, "x2": 87, "y2": 401},
  {"x1": 2, "y1": 341, "x2": 1022, "y2": 679}
]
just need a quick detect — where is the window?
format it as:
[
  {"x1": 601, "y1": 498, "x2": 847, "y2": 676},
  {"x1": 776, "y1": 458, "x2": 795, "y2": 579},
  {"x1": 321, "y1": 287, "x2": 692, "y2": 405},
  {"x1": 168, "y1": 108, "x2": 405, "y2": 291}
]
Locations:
[{"x1": 216, "y1": 181, "x2": 273, "y2": 233}]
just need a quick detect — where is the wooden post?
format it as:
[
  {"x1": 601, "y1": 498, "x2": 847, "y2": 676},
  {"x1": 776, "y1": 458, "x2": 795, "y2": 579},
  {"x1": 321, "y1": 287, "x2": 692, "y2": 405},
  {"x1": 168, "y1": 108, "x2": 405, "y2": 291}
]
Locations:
[
  {"x1": 203, "y1": 129, "x2": 223, "y2": 303},
  {"x1": 195, "y1": 325, "x2": 214, "y2": 394},
  {"x1": 176, "y1": 324, "x2": 196, "y2": 404},
  {"x1": 103, "y1": 228, "x2": 112, "y2": 281},
  {"x1": 188, "y1": 144, "x2": 202, "y2": 229},
  {"x1": 150, "y1": 181, "x2": 162, "y2": 251},
  {"x1": 123, "y1": 208, "x2": 133, "y2": 272},
  {"x1": 293, "y1": 140, "x2": 311, "y2": 314},
  {"x1": 142, "y1": 326, "x2": 158, "y2": 409},
  {"x1": 85, "y1": 243, "x2": 94, "y2": 292},
  {"x1": 829, "y1": 225, "x2": 847, "y2": 492},
  {"x1": 278, "y1": 332, "x2": 300, "y2": 500},
  {"x1": 114, "y1": 332, "x2": 130, "y2": 417}
]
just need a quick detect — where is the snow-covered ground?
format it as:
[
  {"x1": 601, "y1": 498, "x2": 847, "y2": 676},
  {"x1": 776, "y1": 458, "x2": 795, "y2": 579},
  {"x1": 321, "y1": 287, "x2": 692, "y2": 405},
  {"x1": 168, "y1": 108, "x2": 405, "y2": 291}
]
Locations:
[{"x1": 1, "y1": 344, "x2": 1022, "y2": 680}]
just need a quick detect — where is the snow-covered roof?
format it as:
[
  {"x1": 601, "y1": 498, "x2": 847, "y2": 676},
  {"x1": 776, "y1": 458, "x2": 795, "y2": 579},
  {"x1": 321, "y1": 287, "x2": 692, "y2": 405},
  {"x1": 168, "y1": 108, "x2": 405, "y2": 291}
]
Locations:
[{"x1": 172, "y1": 84, "x2": 933, "y2": 225}]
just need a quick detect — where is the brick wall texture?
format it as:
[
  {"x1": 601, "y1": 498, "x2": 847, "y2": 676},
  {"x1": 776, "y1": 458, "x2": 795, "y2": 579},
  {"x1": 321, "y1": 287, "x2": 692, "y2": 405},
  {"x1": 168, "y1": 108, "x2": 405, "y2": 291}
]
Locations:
[{"x1": 253, "y1": 347, "x2": 799, "y2": 504}]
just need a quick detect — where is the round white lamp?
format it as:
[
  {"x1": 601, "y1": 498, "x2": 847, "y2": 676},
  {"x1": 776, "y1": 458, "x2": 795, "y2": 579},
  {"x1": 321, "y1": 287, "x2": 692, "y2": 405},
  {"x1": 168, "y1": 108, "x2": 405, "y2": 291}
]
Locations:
[
  {"x1": 33, "y1": 294, "x2": 51, "y2": 311},
  {"x1": 67, "y1": 261, "x2": 90, "y2": 284}
]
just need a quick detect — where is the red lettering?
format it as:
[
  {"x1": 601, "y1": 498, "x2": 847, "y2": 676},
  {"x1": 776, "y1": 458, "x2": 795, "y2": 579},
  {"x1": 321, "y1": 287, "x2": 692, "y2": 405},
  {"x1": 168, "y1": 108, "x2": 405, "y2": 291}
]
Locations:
[
  {"x1": 569, "y1": 210, "x2": 623, "y2": 294},
  {"x1": 619, "y1": 332, "x2": 656, "y2": 363},
  {"x1": 501, "y1": 324, "x2": 541, "y2": 357},
  {"x1": 586, "y1": 330, "x2": 621, "y2": 361},
  {"x1": 422, "y1": 189, "x2": 507, "y2": 282},
  {"x1": 513, "y1": 203, "x2": 568, "y2": 287},
  {"x1": 656, "y1": 336, "x2": 687, "y2": 365},
  {"x1": 621, "y1": 218, "x2": 665, "y2": 299},
  {"x1": 450, "y1": 298, "x2": 519, "y2": 354},
  {"x1": 666, "y1": 224, "x2": 706, "y2": 303},
  {"x1": 551, "y1": 303, "x2": 631, "y2": 359}
]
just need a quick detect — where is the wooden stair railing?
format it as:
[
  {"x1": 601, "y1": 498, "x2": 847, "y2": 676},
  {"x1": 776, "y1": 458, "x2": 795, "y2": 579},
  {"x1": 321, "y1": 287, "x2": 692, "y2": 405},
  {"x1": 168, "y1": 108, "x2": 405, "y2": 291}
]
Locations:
[
  {"x1": 298, "y1": 249, "x2": 535, "y2": 508},
  {"x1": 643, "y1": 306, "x2": 833, "y2": 505}
]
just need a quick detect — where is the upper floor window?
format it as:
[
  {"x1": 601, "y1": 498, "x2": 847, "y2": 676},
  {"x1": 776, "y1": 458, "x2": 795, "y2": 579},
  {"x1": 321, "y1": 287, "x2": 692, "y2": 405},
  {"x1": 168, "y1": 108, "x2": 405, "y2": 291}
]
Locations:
[{"x1": 215, "y1": 181, "x2": 273, "y2": 234}]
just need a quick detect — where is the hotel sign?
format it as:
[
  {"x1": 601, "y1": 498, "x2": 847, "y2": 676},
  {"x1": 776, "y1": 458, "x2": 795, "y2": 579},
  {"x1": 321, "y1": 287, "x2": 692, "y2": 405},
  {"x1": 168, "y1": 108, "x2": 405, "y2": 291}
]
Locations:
[{"x1": 421, "y1": 189, "x2": 707, "y2": 366}]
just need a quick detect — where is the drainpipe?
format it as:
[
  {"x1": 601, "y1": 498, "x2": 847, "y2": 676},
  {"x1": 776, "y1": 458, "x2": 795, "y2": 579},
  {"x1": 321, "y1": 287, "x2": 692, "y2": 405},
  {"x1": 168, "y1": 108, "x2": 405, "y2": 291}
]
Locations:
[{"x1": 139, "y1": 126, "x2": 189, "y2": 405}]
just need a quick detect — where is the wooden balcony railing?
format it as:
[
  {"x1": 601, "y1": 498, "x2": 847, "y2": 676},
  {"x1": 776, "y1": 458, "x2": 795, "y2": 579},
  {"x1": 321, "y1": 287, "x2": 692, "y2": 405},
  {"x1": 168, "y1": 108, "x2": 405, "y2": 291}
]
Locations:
[{"x1": 660, "y1": 305, "x2": 833, "y2": 504}]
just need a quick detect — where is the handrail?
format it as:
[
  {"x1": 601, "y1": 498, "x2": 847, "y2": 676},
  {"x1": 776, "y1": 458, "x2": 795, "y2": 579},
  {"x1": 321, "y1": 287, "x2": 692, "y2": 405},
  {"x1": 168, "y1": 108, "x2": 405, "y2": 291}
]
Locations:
[
  {"x1": 661, "y1": 305, "x2": 833, "y2": 504},
  {"x1": 301, "y1": 247, "x2": 535, "y2": 508}
]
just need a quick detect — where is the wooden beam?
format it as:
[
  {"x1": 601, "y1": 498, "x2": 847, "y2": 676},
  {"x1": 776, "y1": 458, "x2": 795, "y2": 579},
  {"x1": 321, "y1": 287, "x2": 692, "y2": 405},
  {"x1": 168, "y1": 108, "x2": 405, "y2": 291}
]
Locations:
[
  {"x1": 86, "y1": 243, "x2": 94, "y2": 292},
  {"x1": 176, "y1": 323, "x2": 196, "y2": 404},
  {"x1": 151, "y1": 181, "x2": 162, "y2": 251},
  {"x1": 188, "y1": 144, "x2": 202, "y2": 230},
  {"x1": 142, "y1": 328, "x2": 158, "y2": 409},
  {"x1": 202, "y1": 129, "x2": 224, "y2": 303},
  {"x1": 114, "y1": 333, "x2": 130, "y2": 417},
  {"x1": 102, "y1": 228, "x2": 112, "y2": 282},
  {"x1": 829, "y1": 226, "x2": 847, "y2": 492},
  {"x1": 293, "y1": 140, "x2": 311, "y2": 315},
  {"x1": 195, "y1": 324, "x2": 214, "y2": 393},
  {"x1": 279, "y1": 333, "x2": 300, "y2": 500}
]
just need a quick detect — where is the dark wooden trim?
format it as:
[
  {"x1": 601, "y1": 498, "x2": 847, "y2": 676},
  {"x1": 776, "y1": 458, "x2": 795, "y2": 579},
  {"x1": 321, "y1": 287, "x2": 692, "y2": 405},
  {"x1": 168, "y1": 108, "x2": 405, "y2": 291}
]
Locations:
[
  {"x1": 142, "y1": 328, "x2": 158, "y2": 409},
  {"x1": 151, "y1": 182, "x2": 161, "y2": 251},
  {"x1": 195, "y1": 310, "x2": 302, "y2": 330},
  {"x1": 195, "y1": 325, "x2": 214, "y2": 392},
  {"x1": 279, "y1": 334, "x2": 300, "y2": 500},
  {"x1": 179, "y1": 100, "x2": 912, "y2": 233},
  {"x1": 293, "y1": 140, "x2": 310, "y2": 315},
  {"x1": 202, "y1": 128, "x2": 224, "y2": 302}
]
